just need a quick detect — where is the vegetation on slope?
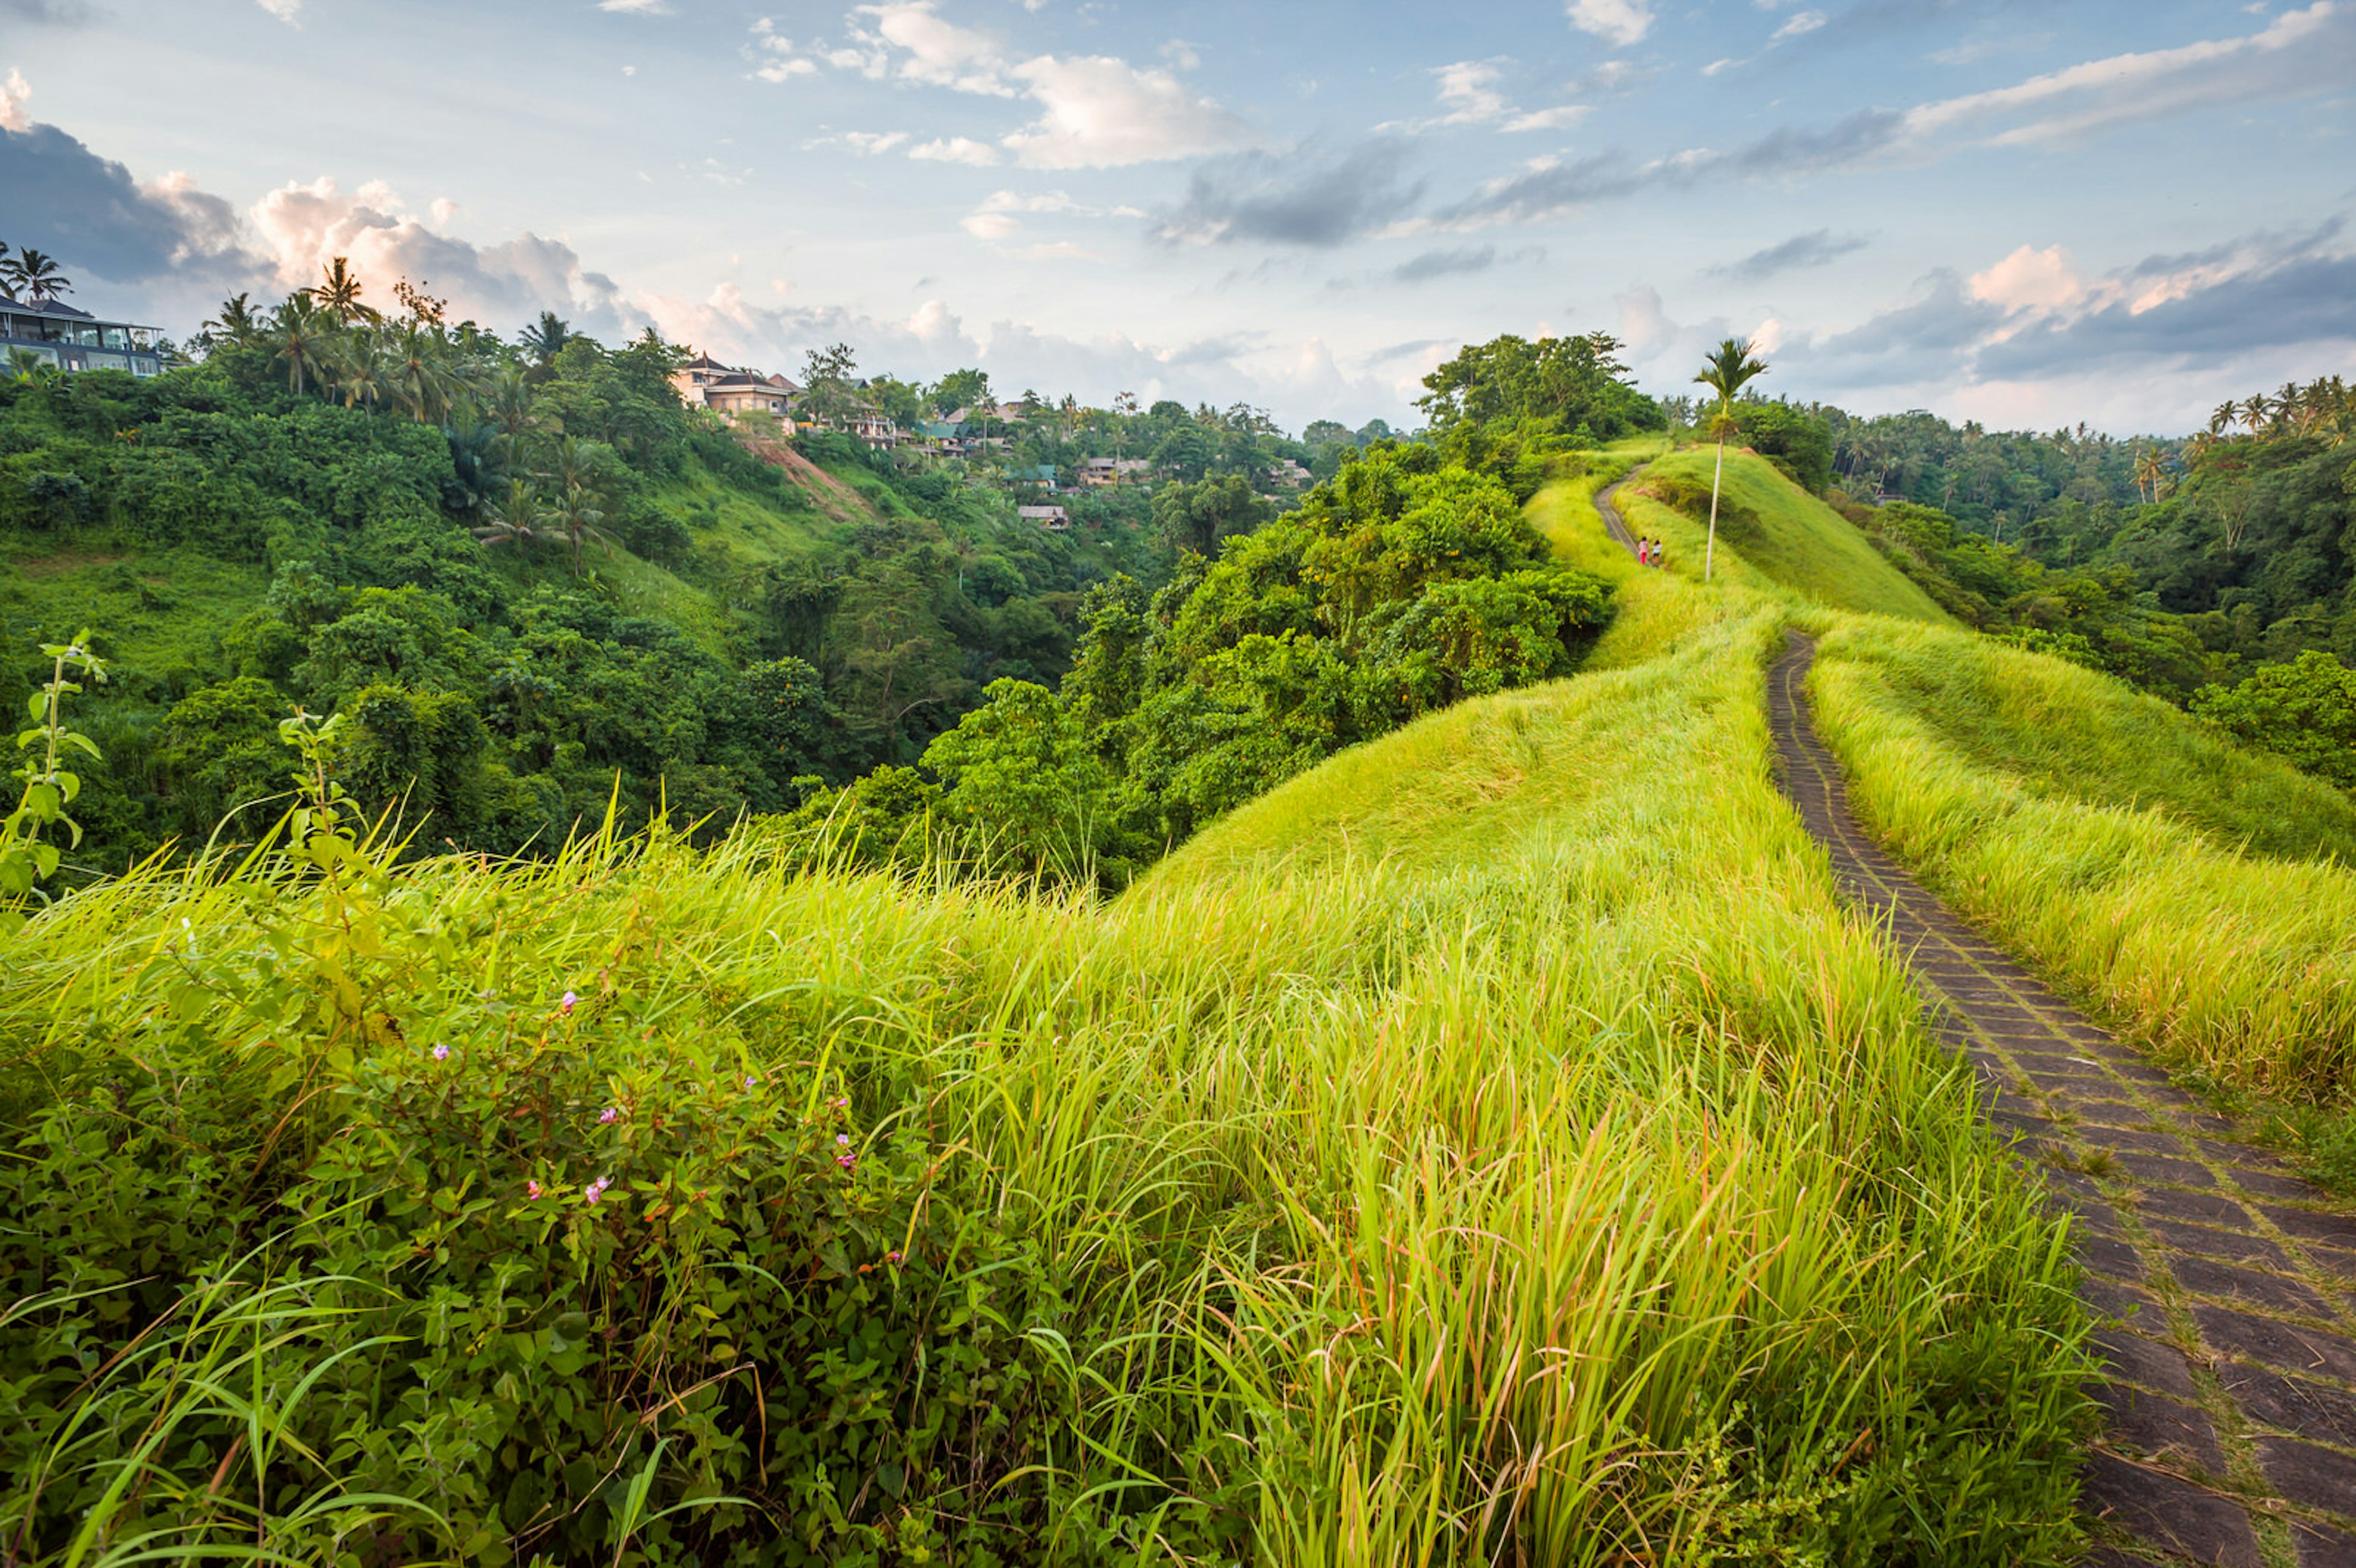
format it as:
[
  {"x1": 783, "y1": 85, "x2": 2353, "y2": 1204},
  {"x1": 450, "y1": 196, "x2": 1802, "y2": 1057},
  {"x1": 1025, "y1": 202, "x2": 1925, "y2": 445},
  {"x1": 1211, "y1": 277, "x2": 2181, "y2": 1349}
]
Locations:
[
  {"x1": 0, "y1": 587, "x2": 2092, "y2": 1567},
  {"x1": 1809, "y1": 617, "x2": 2356, "y2": 1117},
  {"x1": 1612, "y1": 447, "x2": 1951, "y2": 623}
]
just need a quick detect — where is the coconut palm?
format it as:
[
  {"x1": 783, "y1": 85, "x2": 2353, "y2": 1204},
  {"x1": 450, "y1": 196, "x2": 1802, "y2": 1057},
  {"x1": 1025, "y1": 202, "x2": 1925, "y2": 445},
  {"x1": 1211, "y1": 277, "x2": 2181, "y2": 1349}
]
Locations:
[
  {"x1": 1692, "y1": 337, "x2": 1769, "y2": 583},
  {"x1": 552, "y1": 482, "x2": 614, "y2": 575},
  {"x1": 0, "y1": 242, "x2": 13, "y2": 302},
  {"x1": 480, "y1": 367, "x2": 542, "y2": 454},
  {"x1": 519, "y1": 311, "x2": 572, "y2": 372},
  {"x1": 2239, "y1": 395, "x2": 2271, "y2": 433},
  {"x1": 2209, "y1": 402, "x2": 2238, "y2": 438},
  {"x1": 2, "y1": 248, "x2": 71, "y2": 303},
  {"x1": 328, "y1": 329, "x2": 390, "y2": 413},
  {"x1": 387, "y1": 326, "x2": 458, "y2": 424},
  {"x1": 202, "y1": 292, "x2": 266, "y2": 351},
  {"x1": 304, "y1": 256, "x2": 378, "y2": 326},
  {"x1": 8, "y1": 346, "x2": 53, "y2": 383},
  {"x1": 271, "y1": 294, "x2": 332, "y2": 397},
  {"x1": 472, "y1": 482, "x2": 554, "y2": 552}
]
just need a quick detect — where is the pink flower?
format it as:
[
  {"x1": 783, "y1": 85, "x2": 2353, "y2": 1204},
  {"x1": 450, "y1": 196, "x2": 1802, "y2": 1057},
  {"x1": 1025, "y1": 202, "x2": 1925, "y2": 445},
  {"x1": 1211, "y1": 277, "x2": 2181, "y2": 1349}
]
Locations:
[
  {"x1": 598, "y1": 1107, "x2": 619, "y2": 1124},
  {"x1": 526, "y1": 1180, "x2": 544, "y2": 1200},
  {"x1": 431, "y1": 1044, "x2": 450, "y2": 1061},
  {"x1": 561, "y1": 991, "x2": 578, "y2": 1015},
  {"x1": 833, "y1": 1097, "x2": 849, "y2": 1110},
  {"x1": 585, "y1": 1177, "x2": 610, "y2": 1204},
  {"x1": 744, "y1": 1075, "x2": 758, "y2": 1090},
  {"x1": 836, "y1": 1133, "x2": 850, "y2": 1147},
  {"x1": 885, "y1": 1250, "x2": 903, "y2": 1266},
  {"x1": 836, "y1": 1155, "x2": 857, "y2": 1172}
]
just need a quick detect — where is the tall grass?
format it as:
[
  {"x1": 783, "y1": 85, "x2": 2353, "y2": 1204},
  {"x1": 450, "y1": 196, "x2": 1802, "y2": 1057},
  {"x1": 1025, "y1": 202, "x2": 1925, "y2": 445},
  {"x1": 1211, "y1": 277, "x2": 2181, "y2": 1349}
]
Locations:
[
  {"x1": 0, "y1": 596, "x2": 2092, "y2": 1564},
  {"x1": 1809, "y1": 614, "x2": 2356, "y2": 1103}
]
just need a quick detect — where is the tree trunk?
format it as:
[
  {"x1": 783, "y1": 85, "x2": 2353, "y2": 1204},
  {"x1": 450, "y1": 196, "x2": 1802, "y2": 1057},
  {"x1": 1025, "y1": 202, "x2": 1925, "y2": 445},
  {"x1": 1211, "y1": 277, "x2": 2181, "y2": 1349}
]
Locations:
[{"x1": 1706, "y1": 431, "x2": 1727, "y2": 583}]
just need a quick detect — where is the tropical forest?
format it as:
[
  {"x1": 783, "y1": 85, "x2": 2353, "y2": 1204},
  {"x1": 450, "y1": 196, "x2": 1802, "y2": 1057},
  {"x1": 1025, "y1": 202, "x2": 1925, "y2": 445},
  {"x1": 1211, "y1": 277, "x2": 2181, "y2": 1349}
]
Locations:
[{"x1": 6, "y1": 9, "x2": 2356, "y2": 1559}]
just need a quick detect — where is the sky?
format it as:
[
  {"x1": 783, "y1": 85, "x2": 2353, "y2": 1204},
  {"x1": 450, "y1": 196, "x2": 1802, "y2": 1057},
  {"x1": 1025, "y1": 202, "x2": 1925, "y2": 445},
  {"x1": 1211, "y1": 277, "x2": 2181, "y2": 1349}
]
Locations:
[{"x1": 3, "y1": 0, "x2": 2353, "y2": 434}]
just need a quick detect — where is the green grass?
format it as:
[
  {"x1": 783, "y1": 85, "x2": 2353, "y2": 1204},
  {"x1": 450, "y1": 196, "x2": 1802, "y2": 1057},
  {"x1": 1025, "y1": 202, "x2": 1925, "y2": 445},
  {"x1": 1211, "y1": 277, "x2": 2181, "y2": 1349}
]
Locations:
[
  {"x1": 1615, "y1": 448, "x2": 1950, "y2": 624},
  {"x1": 0, "y1": 590, "x2": 2095, "y2": 1564},
  {"x1": 0, "y1": 543, "x2": 269, "y2": 680},
  {"x1": 1526, "y1": 456, "x2": 1641, "y2": 585},
  {"x1": 1809, "y1": 613, "x2": 2356, "y2": 1110}
]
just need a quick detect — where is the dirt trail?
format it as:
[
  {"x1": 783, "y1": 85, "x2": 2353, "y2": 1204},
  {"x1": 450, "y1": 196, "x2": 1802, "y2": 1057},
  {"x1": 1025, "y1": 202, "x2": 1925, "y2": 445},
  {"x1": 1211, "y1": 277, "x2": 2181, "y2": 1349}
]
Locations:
[
  {"x1": 741, "y1": 436, "x2": 877, "y2": 526},
  {"x1": 1766, "y1": 629, "x2": 2356, "y2": 1567}
]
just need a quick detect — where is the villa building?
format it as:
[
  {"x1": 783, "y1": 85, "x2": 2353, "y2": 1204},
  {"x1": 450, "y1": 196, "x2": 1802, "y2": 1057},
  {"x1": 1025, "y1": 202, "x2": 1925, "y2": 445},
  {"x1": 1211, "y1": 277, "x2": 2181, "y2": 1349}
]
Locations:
[
  {"x1": 1076, "y1": 458, "x2": 1151, "y2": 488},
  {"x1": 671, "y1": 353, "x2": 801, "y2": 425},
  {"x1": 3, "y1": 300, "x2": 166, "y2": 377},
  {"x1": 1018, "y1": 504, "x2": 1071, "y2": 531}
]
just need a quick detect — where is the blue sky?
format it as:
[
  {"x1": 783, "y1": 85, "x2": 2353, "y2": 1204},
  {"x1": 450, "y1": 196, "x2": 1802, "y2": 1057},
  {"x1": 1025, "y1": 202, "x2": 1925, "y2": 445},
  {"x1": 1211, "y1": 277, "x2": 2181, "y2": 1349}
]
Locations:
[{"x1": 4, "y1": 0, "x2": 2353, "y2": 432}]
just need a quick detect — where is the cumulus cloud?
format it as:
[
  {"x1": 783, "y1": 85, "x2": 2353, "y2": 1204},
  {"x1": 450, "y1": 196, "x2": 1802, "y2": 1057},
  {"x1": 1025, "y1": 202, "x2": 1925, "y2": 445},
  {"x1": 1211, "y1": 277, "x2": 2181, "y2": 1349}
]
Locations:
[
  {"x1": 1158, "y1": 140, "x2": 1422, "y2": 247},
  {"x1": 0, "y1": 109, "x2": 260, "y2": 288},
  {"x1": 1709, "y1": 228, "x2": 1871, "y2": 282},
  {"x1": 1566, "y1": 0, "x2": 1653, "y2": 47},
  {"x1": 1771, "y1": 9, "x2": 1828, "y2": 39},
  {"x1": 0, "y1": 67, "x2": 30, "y2": 133},
  {"x1": 1001, "y1": 54, "x2": 1257, "y2": 167},
  {"x1": 749, "y1": 4, "x2": 1260, "y2": 167},
  {"x1": 247, "y1": 177, "x2": 639, "y2": 336},
  {"x1": 598, "y1": 0, "x2": 672, "y2": 11},
  {"x1": 255, "y1": 0, "x2": 299, "y2": 23},
  {"x1": 806, "y1": 129, "x2": 910, "y2": 154}
]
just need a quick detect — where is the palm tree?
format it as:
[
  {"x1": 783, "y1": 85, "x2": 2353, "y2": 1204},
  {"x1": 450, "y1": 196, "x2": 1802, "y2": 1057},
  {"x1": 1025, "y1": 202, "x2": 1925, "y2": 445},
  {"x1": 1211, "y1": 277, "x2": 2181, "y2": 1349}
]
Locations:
[
  {"x1": 1692, "y1": 337, "x2": 1769, "y2": 582},
  {"x1": 2239, "y1": 395, "x2": 2271, "y2": 434},
  {"x1": 0, "y1": 242, "x2": 13, "y2": 303},
  {"x1": 473, "y1": 481, "x2": 555, "y2": 553},
  {"x1": 387, "y1": 326, "x2": 458, "y2": 423},
  {"x1": 480, "y1": 367, "x2": 542, "y2": 455},
  {"x1": 2, "y1": 248, "x2": 71, "y2": 303},
  {"x1": 2132, "y1": 446, "x2": 2165, "y2": 504},
  {"x1": 271, "y1": 294, "x2": 332, "y2": 397},
  {"x1": 304, "y1": 256, "x2": 378, "y2": 325},
  {"x1": 8, "y1": 346, "x2": 53, "y2": 383},
  {"x1": 2208, "y1": 402, "x2": 2236, "y2": 438},
  {"x1": 328, "y1": 328, "x2": 389, "y2": 413},
  {"x1": 552, "y1": 482, "x2": 612, "y2": 575},
  {"x1": 202, "y1": 292, "x2": 265, "y2": 350},
  {"x1": 519, "y1": 311, "x2": 572, "y2": 372}
]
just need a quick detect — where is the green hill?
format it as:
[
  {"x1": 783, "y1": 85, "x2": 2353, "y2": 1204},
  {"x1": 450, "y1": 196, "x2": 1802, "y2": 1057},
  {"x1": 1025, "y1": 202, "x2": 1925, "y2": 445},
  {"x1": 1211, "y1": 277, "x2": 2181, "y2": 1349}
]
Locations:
[{"x1": 1612, "y1": 445, "x2": 1952, "y2": 621}]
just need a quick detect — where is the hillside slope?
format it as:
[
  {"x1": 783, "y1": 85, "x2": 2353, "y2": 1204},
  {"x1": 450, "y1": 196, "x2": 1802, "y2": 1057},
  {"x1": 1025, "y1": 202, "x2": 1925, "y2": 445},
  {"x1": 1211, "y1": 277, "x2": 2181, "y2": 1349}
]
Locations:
[{"x1": 1612, "y1": 447, "x2": 1950, "y2": 622}]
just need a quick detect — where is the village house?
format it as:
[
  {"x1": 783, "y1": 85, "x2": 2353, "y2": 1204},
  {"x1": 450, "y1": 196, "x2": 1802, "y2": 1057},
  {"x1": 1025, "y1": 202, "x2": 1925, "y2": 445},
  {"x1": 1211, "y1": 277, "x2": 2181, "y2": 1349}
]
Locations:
[
  {"x1": 1018, "y1": 504, "x2": 1071, "y2": 531},
  {"x1": 671, "y1": 353, "x2": 801, "y2": 426},
  {"x1": 1076, "y1": 457, "x2": 1152, "y2": 488}
]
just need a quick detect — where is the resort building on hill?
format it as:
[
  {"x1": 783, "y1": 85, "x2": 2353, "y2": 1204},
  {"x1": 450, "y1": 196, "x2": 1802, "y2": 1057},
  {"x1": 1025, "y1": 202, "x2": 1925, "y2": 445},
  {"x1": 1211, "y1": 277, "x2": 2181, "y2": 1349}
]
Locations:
[
  {"x1": 3, "y1": 300, "x2": 165, "y2": 377},
  {"x1": 671, "y1": 353, "x2": 802, "y2": 424}
]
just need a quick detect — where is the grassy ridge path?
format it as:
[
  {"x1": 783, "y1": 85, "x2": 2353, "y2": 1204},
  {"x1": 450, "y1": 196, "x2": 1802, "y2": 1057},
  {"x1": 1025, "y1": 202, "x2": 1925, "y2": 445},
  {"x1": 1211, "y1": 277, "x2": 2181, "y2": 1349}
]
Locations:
[
  {"x1": 1594, "y1": 469, "x2": 1643, "y2": 555},
  {"x1": 1769, "y1": 631, "x2": 2356, "y2": 1568}
]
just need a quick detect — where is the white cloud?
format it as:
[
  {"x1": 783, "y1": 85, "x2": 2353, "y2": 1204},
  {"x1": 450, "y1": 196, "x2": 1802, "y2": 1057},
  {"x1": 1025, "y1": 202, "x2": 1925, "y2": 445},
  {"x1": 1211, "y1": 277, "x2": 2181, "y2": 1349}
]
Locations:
[
  {"x1": 1566, "y1": 0, "x2": 1653, "y2": 48},
  {"x1": 807, "y1": 130, "x2": 910, "y2": 154},
  {"x1": 0, "y1": 69, "x2": 31, "y2": 134},
  {"x1": 1503, "y1": 104, "x2": 1590, "y2": 131},
  {"x1": 246, "y1": 176, "x2": 638, "y2": 336},
  {"x1": 1904, "y1": 1, "x2": 2352, "y2": 147},
  {"x1": 598, "y1": 0, "x2": 672, "y2": 12},
  {"x1": 910, "y1": 135, "x2": 1002, "y2": 164},
  {"x1": 255, "y1": 0, "x2": 301, "y2": 22},
  {"x1": 1001, "y1": 54, "x2": 1257, "y2": 168},
  {"x1": 962, "y1": 211, "x2": 1021, "y2": 240},
  {"x1": 1433, "y1": 60, "x2": 1512, "y2": 125},
  {"x1": 1771, "y1": 9, "x2": 1826, "y2": 40},
  {"x1": 747, "y1": 6, "x2": 1258, "y2": 168},
  {"x1": 1161, "y1": 39, "x2": 1201, "y2": 71},
  {"x1": 1968, "y1": 244, "x2": 2087, "y2": 314}
]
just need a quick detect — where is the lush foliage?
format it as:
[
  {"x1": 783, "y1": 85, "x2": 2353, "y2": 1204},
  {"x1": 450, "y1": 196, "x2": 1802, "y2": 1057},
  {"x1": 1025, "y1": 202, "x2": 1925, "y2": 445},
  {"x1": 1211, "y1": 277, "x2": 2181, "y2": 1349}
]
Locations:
[
  {"x1": 794, "y1": 443, "x2": 1617, "y2": 882},
  {"x1": 0, "y1": 580, "x2": 2093, "y2": 1566},
  {"x1": 1416, "y1": 333, "x2": 1666, "y2": 496},
  {"x1": 2190, "y1": 649, "x2": 2356, "y2": 791},
  {"x1": 0, "y1": 275, "x2": 1173, "y2": 875}
]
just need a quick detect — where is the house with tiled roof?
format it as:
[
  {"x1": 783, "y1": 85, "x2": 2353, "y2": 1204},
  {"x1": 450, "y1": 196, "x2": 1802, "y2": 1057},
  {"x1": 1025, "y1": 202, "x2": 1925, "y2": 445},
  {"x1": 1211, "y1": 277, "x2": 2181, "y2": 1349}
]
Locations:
[{"x1": 670, "y1": 353, "x2": 803, "y2": 425}]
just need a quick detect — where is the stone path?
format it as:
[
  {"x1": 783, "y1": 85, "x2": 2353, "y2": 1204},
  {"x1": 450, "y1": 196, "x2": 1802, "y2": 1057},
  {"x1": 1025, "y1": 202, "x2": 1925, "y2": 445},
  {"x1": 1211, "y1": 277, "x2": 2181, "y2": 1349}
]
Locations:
[
  {"x1": 1595, "y1": 472, "x2": 1642, "y2": 555},
  {"x1": 1766, "y1": 631, "x2": 2356, "y2": 1567}
]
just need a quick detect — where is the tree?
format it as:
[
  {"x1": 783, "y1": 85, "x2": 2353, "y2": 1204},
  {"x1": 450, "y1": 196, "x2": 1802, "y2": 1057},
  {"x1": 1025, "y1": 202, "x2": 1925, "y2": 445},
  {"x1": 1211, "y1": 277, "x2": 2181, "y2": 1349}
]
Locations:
[
  {"x1": 387, "y1": 325, "x2": 459, "y2": 423},
  {"x1": 304, "y1": 256, "x2": 377, "y2": 325},
  {"x1": 472, "y1": 481, "x2": 554, "y2": 553},
  {"x1": 520, "y1": 311, "x2": 572, "y2": 372},
  {"x1": 1692, "y1": 337, "x2": 1771, "y2": 582},
  {"x1": 202, "y1": 293, "x2": 265, "y2": 350},
  {"x1": 2191, "y1": 651, "x2": 2356, "y2": 790},
  {"x1": 1, "y1": 248, "x2": 71, "y2": 303},
  {"x1": 1153, "y1": 475, "x2": 1270, "y2": 556},
  {"x1": 799, "y1": 342, "x2": 861, "y2": 431},
  {"x1": 930, "y1": 367, "x2": 990, "y2": 418},
  {"x1": 270, "y1": 294, "x2": 332, "y2": 396},
  {"x1": 920, "y1": 678, "x2": 1112, "y2": 878}
]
